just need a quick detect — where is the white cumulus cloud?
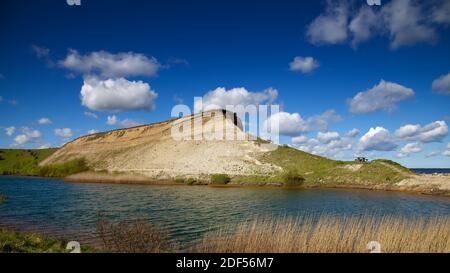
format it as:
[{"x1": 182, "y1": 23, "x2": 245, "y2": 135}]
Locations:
[
  {"x1": 395, "y1": 121, "x2": 448, "y2": 143},
  {"x1": 348, "y1": 80, "x2": 414, "y2": 114},
  {"x1": 292, "y1": 135, "x2": 308, "y2": 144},
  {"x1": 5, "y1": 126, "x2": 16, "y2": 136},
  {"x1": 13, "y1": 127, "x2": 42, "y2": 146},
  {"x1": 265, "y1": 112, "x2": 308, "y2": 137},
  {"x1": 289, "y1": 56, "x2": 319, "y2": 73},
  {"x1": 54, "y1": 128, "x2": 73, "y2": 139},
  {"x1": 396, "y1": 142, "x2": 423, "y2": 158},
  {"x1": 349, "y1": 6, "x2": 379, "y2": 47},
  {"x1": 346, "y1": 128, "x2": 360, "y2": 138},
  {"x1": 443, "y1": 143, "x2": 450, "y2": 156},
  {"x1": 59, "y1": 50, "x2": 161, "y2": 78},
  {"x1": 432, "y1": 72, "x2": 450, "y2": 96},
  {"x1": 106, "y1": 115, "x2": 141, "y2": 128},
  {"x1": 38, "y1": 117, "x2": 52, "y2": 125},
  {"x1": 84, "y1": 112, "x2": 99, "y2": 119},
  {"x1": 381, "y1": 0, "x2": 437, "y2": 49},
  {"x1": 306, "y1": 0, "x2": 349, "y2": 45},
  {"x1": 107, "y1": 115, "x2": 118, "y2": 125},
  {"x1": 417, "y1": 121, "x2": 448, "y2": 143},
  {"x1": 294, "y1": 136, "x2": 353, "y2": 159},
  {"x1": 196, "y1": 87, "x2": 278, "y2": 111},
  {"x1": 264, "y1": 110, "x2": 341, "y2": 137},
  {"x1": 120, "y1": 119, "x2": 142, "y2": 127},
  {"x1": 394, "y1": 124, "x2": 421, "y2": 139},
  {"x1": 307, "y1": 0, "x2": 448, "y2": 49},
  {"x1": 317, "y1": 131, "x2": 340, "y2": 144},
  {"x1": 81, "y1": 77, "x2": 158, "y2": 112},
  {"x1": 358, "y1": 127, "x2": 397, "y2": 152}
]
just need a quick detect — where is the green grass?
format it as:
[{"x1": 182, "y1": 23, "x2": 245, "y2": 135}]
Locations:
[
  {"x1": 174, "y1": 177, "x2": 197, "y2": 185},
  {"x1": 0, "y1": 149, "x2": 89, "y2": 178},
  {"x1": 0, "y1": 149, "x2": 57, "y2": 176},
  {"x1": 372, "y1": 159, "x2": 413, "y2": 174},
  {"x1": 282, "y1": 170, "x2": 305, "y2": 186},
  {"x1": 38, "y1": 158, "x2": 90, "y2": 177},
  {"x1": 185, "y1": 178, "x2": 196, "y2": 185},
  {"x1": 210, "y1": 174, "x2": 231, "y2": 184},
  {"x1": 258, "y1": 146, "x2": 409, "y2": 186},
  {"x1": 0, "y1": 228, "x2": 95, "y2": 253}
]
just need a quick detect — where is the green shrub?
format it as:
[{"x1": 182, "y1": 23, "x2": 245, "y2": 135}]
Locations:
[
  {"x1": 174, "y1": 177, "x2": 185, "y2": 184},
  {"x1": 211, "y1": 174, "x2": 231, "y2": 185},
  {"x1": 185, "y1": 178, "x2": 196, "y2": 185},
  {"x1": 38, "y1": 158, "x2": 89, "y2": 177},
  {"x1": 282, "y1": 170, "x2": 305, "y2": 186},
  {"x1": 0, "y1": 228, "x2": 96, "y2": 253}
]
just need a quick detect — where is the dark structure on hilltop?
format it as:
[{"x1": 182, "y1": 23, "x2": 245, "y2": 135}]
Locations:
[{"x1": 355, "y1": 157, "x2": 369, "y2": 163}]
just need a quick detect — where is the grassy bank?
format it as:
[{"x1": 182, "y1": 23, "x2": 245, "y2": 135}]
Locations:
[
  {"x1": 0, "y1": 228, "x2": 95, "y2": 253},
  {"x1": 0, "y1": 148, "x2": 89, "y2": 177}
]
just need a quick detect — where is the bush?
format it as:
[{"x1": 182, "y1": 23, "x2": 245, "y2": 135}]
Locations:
[
  {"x1": 96, "y1": 217, "x2": 175, "y2": 253},
  {"x1": 282, "y1": 170, "x2": 305, "y2": 186},
  {"x1": 174, "y1": 177, "x2": 185, "y2": 184},
  {"x1": 185, "y1": 178, "x2": 196, "y2": 185},
  {"x1": 174, "y1": 177, "x2": 196, "y2": 185},
  {"x1": 210, "y1": 174, "x2": 231, "y2": 185},
  {"x1": 38, "y1": 158, "x2": 89, "y2": 177}
]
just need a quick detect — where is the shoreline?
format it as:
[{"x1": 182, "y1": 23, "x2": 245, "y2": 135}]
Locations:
[
  {"x1": 65, "y1": 171, "x2": 450, "y2": 197},
  {"x1": 2, "y1": 171, "x2": 449, "y2": 197}
]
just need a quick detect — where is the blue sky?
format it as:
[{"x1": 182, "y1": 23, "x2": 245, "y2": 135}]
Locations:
[{"x1": 1, "y1": 0, "x2": 450, "y2": 168}]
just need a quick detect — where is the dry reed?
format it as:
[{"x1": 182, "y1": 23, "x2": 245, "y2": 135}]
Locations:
[{"x1": 194, "y1": 215, "x2": 450, "y2": 253}]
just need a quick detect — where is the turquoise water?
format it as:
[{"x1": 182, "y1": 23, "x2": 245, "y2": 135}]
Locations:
[{"x1": 0, "y1": 176, "x2": 449, "y2": 245}]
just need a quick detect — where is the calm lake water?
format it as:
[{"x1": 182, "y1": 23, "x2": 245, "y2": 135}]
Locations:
[
  {"x1": 0, "y1": 176, "x2": 449, "y2": 245},
  {"x1": 411, "y1": 168, "x2": 450, "y2": 174}
]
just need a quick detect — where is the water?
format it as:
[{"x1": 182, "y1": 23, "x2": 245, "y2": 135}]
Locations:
[
  {"x1": 411, "y1": 168, "x2": 450, "y2": 174},
  {"x1": 0, "y1": 176, "x2": 449, "y2": 245}
]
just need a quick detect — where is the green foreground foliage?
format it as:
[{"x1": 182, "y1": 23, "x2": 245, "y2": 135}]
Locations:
[
  {"x1": 210, "y1": 174, "x2": 231, "y2": 184},
  {"x1": 0, "y1": 228, "x2": 94, "y2": 253}
]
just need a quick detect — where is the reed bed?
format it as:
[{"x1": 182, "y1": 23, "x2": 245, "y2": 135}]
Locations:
[{"x1": 194, "y1": 215, "x2": 450, "y2": 253}]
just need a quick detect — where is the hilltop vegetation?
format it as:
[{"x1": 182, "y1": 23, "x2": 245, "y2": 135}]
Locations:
[{"x1": 256, "y1": 145, "x2": 411, "y2": 187}]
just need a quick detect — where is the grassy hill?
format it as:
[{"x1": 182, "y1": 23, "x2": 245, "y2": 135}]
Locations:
[
  {"x1": 0, "y1": 149, "x2": 88, "y2": 177},
  {"x1": 0, "y1": 149, "x2": 57, "y2": 176},
  {"x1": 257, "y1": 146, "x2": 411, "y2": 186}
]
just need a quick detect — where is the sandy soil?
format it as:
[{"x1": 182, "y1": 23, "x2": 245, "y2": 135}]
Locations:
[{"x1": 395, "y1": 174, "x2": 450, "y2": 195}]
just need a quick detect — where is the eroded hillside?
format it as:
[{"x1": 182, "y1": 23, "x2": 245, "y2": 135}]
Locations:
[{"x1": 41, "y1": 110, "x2": 280, "y2": 180}]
